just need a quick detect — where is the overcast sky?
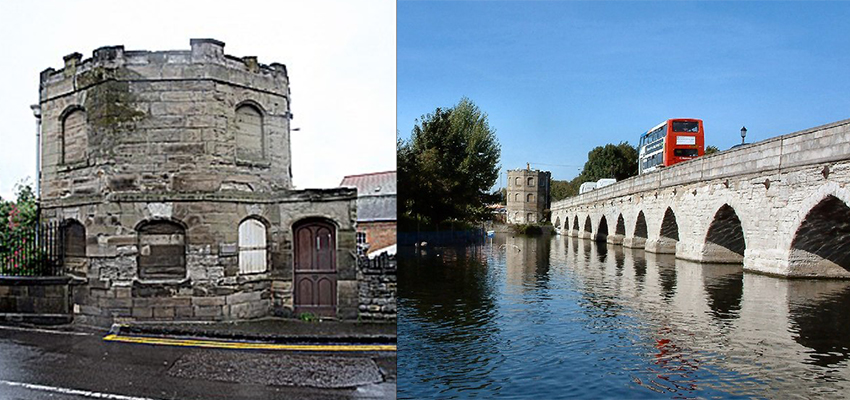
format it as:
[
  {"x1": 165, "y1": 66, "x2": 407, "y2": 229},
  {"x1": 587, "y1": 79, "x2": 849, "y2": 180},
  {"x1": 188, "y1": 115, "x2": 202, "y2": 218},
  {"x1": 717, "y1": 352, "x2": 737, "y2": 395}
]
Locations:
[
  {"x1": 0, "y1": 0, "x2": 396, "y2": 200},
  {"x1": 398, "y1": 1, "x2": 850, "y2": 186}
]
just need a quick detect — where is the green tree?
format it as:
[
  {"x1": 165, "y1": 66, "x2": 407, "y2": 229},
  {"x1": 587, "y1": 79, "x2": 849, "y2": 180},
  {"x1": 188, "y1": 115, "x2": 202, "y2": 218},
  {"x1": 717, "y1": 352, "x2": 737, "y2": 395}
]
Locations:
[
  {"x1": 550, "y1": 142, "x2": 639, "y2": 201},
  {"x1": 0, "y1": 180, "x2": 39, "y2": 255},
  {"x1": 705, "y1": 145, "x2": 719, "y2": 155},
  {"x1": 398, "y1": 98, "x2": 501, "y2": 229},
  {"x1": 579, "y1": 142, "x2": 638, "y2": 181},
  {"x1": 550, "y1": 179, "x2": 575, "y2": 202}
]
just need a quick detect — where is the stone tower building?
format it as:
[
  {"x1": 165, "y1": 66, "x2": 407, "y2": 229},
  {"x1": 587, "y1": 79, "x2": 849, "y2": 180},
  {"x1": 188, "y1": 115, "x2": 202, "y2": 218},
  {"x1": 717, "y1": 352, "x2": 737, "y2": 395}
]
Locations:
[
  {"x1": 506, "y1": 167, "x2": 551, "y2": 224},
  {"x1": 36, "y1": 39, "x2": 360, "y2": 325}
]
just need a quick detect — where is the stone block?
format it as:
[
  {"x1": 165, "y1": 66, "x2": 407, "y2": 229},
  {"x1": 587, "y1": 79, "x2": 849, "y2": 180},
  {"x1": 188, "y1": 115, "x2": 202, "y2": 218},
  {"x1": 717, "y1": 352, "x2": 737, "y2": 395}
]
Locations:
[
  {"x1": 192, "y1": 296, "x2": 225, "y2": 307},
  {"x1": 194, "y1": 305, "x2": 222, "y2": 317},
  {"x1": 226, "y1": 291, "x2": 262, "y2": 305},
  {"x1": 132, "y1": 307, "x2": 153, "y2": 318},
  {"x1": 153, "y1": 307, "x2": 175, "y2": 319}
]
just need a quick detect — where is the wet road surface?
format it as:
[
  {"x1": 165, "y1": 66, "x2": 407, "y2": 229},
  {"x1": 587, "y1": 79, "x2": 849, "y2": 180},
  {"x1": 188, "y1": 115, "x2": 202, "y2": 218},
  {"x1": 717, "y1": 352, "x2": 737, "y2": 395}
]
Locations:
[{"x1": 0, "y1": 325, "x2": 396, "y2": 399}]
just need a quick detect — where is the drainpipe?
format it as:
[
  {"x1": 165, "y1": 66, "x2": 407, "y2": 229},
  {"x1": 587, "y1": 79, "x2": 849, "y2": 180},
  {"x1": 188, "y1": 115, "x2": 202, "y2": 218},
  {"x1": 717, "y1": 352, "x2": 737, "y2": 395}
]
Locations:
[{"x1": 30, "y1": 104, "x2": 41, "y2": 220}]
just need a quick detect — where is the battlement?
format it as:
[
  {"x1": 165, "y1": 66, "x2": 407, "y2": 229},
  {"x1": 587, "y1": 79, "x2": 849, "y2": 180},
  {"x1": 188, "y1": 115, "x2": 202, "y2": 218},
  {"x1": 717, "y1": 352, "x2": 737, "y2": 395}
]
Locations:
[
  {"x1": 39, "y1": 38, "x2": 289, "y2": 97},
  {"x1": 507, "y1": 168, "x2": 551, "y2": 177}
]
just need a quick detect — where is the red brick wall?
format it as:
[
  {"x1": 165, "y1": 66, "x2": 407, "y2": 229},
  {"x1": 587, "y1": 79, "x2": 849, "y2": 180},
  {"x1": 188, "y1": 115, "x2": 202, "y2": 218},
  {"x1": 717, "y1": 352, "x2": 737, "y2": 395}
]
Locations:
[{"x1": 359, "y1": 221, "x2": 396, "y2": 253}]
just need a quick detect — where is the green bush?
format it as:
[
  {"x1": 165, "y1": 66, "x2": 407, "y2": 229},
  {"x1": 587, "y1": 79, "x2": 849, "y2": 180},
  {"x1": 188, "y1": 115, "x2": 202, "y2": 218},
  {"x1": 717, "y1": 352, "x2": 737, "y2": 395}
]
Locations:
[{"x1": 510, "y1": 224, "x2": 545, "y2": 236}]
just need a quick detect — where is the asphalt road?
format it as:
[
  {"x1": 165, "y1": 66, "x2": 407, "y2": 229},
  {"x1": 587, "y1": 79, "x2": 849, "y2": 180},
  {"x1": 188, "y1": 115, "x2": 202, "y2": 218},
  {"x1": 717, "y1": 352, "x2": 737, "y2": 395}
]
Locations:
[{"x1": 0, "y1": 325, "x2": 396, "y2": 400}]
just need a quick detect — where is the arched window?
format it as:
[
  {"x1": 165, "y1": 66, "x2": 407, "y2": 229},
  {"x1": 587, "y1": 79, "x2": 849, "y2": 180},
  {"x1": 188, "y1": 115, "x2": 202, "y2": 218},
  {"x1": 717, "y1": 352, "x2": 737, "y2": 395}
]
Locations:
[
  {"x1": 527, "y1": 193, "x2": 534, "y2": 202},
  {"x1": 61, "y1": 108, "x2": 87, "y2": 164},
  {"x1": 239, "y1": 218, "x2": 268, "y2": 274},
  {"x1": 63, "y1": 220, "x2": 86, "y2": 257},
  {"x1": 527, "y1": 213, "x2": 534, "y2": 222},
  {"x1": 137, "y1": 220, "x2": 186, "y2": 280},
  {"x1": 514, "y1": 193, "x2": 520, "y2": 202},
  {"x1": 527, "y1": 177, "x2": 534, "y2": 186},
  {"x1": 515, "y1": 177, "x2": 521, "y2": 186},
  {"x1": 235, "y1": 104, "x2": 264, "y2": 161}
]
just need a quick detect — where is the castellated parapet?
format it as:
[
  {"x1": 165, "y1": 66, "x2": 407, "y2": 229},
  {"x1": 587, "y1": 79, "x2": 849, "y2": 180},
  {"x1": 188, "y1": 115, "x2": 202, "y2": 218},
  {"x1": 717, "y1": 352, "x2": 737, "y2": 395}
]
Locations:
[
  {"x1": 506, "y1": 168, "x2": 551, "y2": 224},
  {"x1": 39, "y1": 38, "x2": 292, "y2": 199},
  {"x1": 36, "y1": 39, "x2": 363, "y2": 325}
]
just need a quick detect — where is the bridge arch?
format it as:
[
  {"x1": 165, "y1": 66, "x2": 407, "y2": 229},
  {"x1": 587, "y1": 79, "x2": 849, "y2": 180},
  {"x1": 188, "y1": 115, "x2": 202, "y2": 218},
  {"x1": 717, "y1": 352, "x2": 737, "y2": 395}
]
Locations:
[
  {"x1": 634, "y1": 211, "x2": 648, "y2": 239},
  {"x1": 615, "y1": 214, "x2": 626, "y2": 236},
  {"x1": 787, "y1": 186, "x2": 850, "y2": 277},
  {"x1": 701, "y1": 204, "x2": 746, "y2": 263},
  {"x1": 646, "y1": 207, "x2": 679, "y2": 254},
  {"x1": 572, "y1": 215, "x2": 579, "y2": 235},
  {"x1": 596, "y1": 215, "x2": 609, "y2": 242}
]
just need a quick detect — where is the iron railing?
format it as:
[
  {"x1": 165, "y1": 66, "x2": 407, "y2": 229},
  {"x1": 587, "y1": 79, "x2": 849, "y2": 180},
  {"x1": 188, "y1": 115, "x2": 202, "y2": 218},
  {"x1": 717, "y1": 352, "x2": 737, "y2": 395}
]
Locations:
[{"x1": 0, "y1": 221, "x2": 64, "y2": 276}]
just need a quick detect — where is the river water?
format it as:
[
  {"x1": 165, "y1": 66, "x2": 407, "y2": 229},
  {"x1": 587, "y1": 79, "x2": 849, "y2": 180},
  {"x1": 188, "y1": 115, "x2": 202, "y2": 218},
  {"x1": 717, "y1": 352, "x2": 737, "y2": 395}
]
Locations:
[{"x1": 398, "y1": 233, "x2": 850, "y2": 399}]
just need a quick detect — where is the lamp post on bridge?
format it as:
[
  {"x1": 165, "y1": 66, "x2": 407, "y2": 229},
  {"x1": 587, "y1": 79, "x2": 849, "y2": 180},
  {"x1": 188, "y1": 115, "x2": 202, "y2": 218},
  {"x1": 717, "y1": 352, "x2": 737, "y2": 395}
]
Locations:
[{"x1": 740, "y1": 126, "x2": 747, "y2": 145}]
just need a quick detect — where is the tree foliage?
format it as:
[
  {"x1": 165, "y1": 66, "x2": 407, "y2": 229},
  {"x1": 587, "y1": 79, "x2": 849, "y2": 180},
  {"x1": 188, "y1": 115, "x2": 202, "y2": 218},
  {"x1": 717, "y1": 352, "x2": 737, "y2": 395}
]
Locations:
[
  {"x1": 705, "y1": 145, "x2": 719, "y2": 155},
  {"x1": 0, "y1": 180, "x2": 39, "y2": 250},
  {"x1": 398, "y1": 98, "x2": 501, "y2": 229},
  {"x1": 550, "y1": 142, "x2": 638, "y2": 201},
  {"x1": 580, "y1": 142, "x2": 638, "y2": 181}
]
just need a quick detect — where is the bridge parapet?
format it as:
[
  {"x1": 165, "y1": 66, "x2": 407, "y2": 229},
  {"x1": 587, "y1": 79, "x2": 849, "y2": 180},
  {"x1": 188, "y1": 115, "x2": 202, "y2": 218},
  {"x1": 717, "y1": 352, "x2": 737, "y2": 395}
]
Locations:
[{"x1": 552, "y1": 118, "x2": 850, "y2": 279}]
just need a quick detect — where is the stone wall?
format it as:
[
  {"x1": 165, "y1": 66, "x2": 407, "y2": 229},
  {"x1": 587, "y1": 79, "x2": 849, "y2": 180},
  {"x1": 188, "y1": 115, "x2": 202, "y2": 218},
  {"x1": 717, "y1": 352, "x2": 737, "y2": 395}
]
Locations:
[
  {"x1": 0, "y1": 276, "x2": 73, "y2": 324},
  {"x1": 550, "y1": 118, "x2": 850, "y2": 279},
  {"x1": 506, "y1": 169, "x2": 551, "y2": 224},
  {"x1": 35, "y1": 39, "x2": 361, "y2": 325},
  {"x1": 358, "y1": 254, "x2": 396, "y2": 320}
]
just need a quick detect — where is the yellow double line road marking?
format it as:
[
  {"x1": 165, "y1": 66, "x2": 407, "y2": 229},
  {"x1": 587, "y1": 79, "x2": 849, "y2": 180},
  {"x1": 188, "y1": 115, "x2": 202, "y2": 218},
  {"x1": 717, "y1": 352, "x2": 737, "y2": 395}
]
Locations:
[{"x1": 103, "y1": 334, "x2": 396, "y2": 352}]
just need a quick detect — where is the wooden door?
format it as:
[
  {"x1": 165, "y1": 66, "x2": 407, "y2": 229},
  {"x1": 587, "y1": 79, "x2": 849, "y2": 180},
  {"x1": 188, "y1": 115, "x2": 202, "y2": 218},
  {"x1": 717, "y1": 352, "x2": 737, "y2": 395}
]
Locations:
[{"x1": 293, "y1": 221, "x2": 337, "y2": 317}]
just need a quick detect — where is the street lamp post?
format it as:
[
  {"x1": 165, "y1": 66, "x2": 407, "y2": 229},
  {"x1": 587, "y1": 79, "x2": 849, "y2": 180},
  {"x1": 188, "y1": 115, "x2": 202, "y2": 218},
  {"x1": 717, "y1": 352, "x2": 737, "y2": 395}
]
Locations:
[
  {"x1": 740, "y1": 126, "x2": 747, "y2": 145},
  {"x1": 31, "y1": 104, "x2": 42, "y2": 222}
]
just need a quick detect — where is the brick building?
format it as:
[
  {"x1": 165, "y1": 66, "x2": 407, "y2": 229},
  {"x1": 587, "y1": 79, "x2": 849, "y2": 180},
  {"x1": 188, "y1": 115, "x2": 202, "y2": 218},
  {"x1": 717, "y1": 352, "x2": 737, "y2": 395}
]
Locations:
[
  {"x1": 35, "y1": 39, "x2": 363, "y2": 324},
  {"x1": 340, "y1": 171, "x2": 396, "y2": 256}
]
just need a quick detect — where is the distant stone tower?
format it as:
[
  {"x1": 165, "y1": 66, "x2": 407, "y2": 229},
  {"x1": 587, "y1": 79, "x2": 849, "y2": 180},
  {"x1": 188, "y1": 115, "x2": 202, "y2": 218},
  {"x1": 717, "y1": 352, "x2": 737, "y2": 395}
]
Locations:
[
  {"x1": 506, "y1": 166, "x2": 551, "y2": 224},
  {"x1": 36, "y1": 39, "x2": 360, "y2": 325}
]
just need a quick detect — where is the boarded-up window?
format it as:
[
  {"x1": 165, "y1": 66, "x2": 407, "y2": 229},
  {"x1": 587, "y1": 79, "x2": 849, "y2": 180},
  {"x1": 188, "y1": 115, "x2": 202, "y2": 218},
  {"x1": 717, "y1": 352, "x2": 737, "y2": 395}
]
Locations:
[
  {"x1": 527, "y1": 193, "x2": 534, "y2": 202},
  {"x1": 235, "y1": 104, "x2": 264, "y2": 161},
  {"x1": 137, "y1": 221, "x2": 185, "y2": 280},
  {"x1": 62, "y1": 109, "x2": 87, "y2": 164},
  {"x1": 239, "y1": 219, "x2": 267, "y2": 274},
  {"x1": 528, "y1": 177, "x2": 534, "y2": 186},
  {"x1": 63, "y1": 220, "x2": 86, "y2": 257},
  {"x1": 514, "y1": 193, "x2": 520, "y2": 202}
]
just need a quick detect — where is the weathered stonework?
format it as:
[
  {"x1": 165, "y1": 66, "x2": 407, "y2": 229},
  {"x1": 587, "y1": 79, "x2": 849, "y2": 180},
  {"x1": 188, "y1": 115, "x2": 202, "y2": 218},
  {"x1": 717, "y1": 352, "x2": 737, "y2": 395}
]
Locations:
[
  {"x1": 551, "y1": 118, "x2": 850, "y2": 279},
  {"x1": 357, "y1": 254, "x2": 396, "y2": 320},
  {"x1": 506, "y1": 168, "x2": 551, "y2": 224},
  {"x1": 37, "y1": 39, "x2": 363, "y2": 325}
]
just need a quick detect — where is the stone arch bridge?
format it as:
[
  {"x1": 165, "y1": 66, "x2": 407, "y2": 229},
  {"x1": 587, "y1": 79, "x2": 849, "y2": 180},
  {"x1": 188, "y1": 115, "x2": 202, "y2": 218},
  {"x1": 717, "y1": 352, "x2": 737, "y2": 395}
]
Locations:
[{"x1": 551, "y1": 118, "x2": 850, "y2": 279}]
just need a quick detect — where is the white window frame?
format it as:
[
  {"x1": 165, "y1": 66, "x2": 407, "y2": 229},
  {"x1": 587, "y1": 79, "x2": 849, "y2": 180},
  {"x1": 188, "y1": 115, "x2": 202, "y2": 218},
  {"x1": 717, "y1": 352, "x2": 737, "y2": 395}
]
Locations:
[{"x1": 239, "y1": 219, "x2": 268, "y2": 274}]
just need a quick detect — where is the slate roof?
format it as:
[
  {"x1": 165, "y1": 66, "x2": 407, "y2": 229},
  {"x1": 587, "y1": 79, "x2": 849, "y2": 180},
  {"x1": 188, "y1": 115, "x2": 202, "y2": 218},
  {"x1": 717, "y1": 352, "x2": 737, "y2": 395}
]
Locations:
[{"x1": 340, "y1": 171, "x2": 397, "y2": 222}]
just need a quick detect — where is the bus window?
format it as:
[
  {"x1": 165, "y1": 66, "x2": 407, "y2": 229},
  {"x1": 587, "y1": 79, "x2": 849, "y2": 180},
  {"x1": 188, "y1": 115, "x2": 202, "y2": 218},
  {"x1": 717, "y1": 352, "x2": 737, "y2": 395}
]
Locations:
[
  {"x1": 674, "y1": 148, "x2": 699, "y2": 157},
  {"x1": 672, "y1": 121, "x2": 699, "y2": 133}
]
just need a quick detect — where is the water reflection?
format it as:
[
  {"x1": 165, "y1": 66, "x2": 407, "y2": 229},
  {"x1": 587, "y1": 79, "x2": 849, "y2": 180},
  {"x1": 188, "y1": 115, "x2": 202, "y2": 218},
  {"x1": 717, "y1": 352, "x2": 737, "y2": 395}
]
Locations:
[
  {"x1": 399, "y1": 234, "x2": 850, "y2": 399},
  {"x1": 787, "y1": 280, "x2": 850, "y2": 367}
]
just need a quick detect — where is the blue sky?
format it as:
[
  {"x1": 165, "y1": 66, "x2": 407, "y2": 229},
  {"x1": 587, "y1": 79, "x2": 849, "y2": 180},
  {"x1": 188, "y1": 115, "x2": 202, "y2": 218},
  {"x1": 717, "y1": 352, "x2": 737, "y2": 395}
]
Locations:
[
  {"x1": 0, "y1": 1, "x2": 395, "y2": 200},
  {"x1": 397, "y1": 1, "x2": 850, "y2": 186}
]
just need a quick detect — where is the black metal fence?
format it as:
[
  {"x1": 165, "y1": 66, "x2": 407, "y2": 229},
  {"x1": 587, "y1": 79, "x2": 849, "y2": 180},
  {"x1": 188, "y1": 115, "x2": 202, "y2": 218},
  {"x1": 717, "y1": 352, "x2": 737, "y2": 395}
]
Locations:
[{"x1": 0, "y1": 221, "x2": 64, "y2": 276}]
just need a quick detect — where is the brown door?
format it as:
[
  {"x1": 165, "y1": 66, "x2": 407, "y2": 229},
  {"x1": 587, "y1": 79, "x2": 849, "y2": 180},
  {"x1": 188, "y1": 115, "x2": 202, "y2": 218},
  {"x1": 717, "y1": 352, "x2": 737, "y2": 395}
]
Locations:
[{"x1": 294, "y1": 220, "x2": 337, "y2": 317}]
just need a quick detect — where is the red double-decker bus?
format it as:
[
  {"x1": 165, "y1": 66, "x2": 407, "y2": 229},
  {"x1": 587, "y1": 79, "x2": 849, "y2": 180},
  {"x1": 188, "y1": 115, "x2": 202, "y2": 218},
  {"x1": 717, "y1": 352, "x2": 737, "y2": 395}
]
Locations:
[{"x1": 638, "y1": 118, "x2": 705, "y2": 174}]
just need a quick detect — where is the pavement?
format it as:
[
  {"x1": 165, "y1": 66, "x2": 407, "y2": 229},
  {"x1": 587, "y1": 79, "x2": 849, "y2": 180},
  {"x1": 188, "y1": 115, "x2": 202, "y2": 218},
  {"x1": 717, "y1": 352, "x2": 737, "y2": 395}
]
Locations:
[{"x1": 115, "y1": 317, "x2": 397, "y2": 345}]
